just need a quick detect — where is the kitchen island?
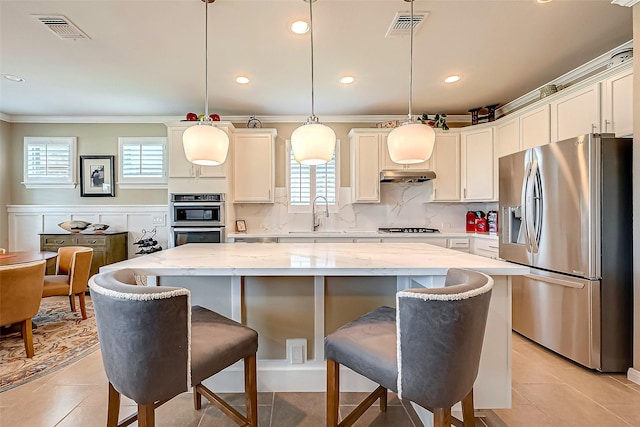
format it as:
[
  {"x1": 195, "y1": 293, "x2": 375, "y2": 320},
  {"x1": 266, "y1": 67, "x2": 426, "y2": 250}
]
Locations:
[{"x1": 100, "y1": 242, "x2": 528, "y2": 422}]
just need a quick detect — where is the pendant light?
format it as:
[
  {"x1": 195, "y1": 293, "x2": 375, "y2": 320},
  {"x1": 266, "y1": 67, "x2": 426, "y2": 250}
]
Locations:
[
  {"x1": 183, "y1": 0, "x2": 229, "y2": 166},
  {"x1": 387, "y1": 0, "x2": 435, "y2": 164},
  {"x1": 290, "y1": 0, "x2": 336, "y2": 166}
]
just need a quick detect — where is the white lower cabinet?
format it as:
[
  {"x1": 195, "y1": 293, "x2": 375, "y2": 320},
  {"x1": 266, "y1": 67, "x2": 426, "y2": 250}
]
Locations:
[
  {"x1": 472, "y1": 238, "x2": 500, "y2": 259},
  {"x1": 448, "y1": 238, "x2": 470, "y2": 253}
]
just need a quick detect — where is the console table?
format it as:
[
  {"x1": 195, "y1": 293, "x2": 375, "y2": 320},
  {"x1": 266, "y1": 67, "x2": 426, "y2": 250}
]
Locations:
[{"x1": 40, "y1": 231, "x2": 128, "y2": 277}]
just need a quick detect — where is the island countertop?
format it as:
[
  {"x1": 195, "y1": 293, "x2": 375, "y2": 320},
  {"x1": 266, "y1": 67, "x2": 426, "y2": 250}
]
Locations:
[{"x1": 101, "y1": 242, "x2": 527, "y2": 276}]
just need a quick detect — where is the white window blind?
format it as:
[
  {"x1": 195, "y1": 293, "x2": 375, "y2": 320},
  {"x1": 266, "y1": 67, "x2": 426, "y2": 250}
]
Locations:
[
  {"x1": 23, "y1": 137, "x2": 77, "y2": 188},
  {"x1": 287, "y1": 140, "x2": 340, "y2": 211},
  {"x1": 118, "y1": 137, "x2": 167, "y2": 189}
]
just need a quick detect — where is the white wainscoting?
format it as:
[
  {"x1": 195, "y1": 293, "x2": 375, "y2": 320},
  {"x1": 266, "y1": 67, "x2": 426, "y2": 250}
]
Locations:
[{"x1": 7, "y1": 205, "x2": 169, "y2": 259}]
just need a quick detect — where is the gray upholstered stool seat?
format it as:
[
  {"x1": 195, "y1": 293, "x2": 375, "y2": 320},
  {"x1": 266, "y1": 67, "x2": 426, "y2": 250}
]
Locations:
[
  {"x1": 89, "y1": 269, "x2": 258, "y2": 427},
  {"x1": 324, "y1": 306, "x2": 397, "y2": 392},
  {"x1": 325, "y1": 268, "x2": 494, "y2": 427}
]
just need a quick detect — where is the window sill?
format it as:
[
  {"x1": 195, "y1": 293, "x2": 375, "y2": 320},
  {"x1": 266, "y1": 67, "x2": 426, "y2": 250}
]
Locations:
[
  {"x1": 22, "y1": 182, "x2": 77, "y2": 189},
  {"x1": 117, "y1": 182, "x2": 168, "y2": 190}
]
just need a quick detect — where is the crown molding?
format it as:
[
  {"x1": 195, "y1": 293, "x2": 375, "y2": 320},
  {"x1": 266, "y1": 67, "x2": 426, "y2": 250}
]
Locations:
[
  {"x1": 611, "y1": 0, "x2": 639, "y2": 7},
  {"x1": 0, "y1": 114, "x2": 471, "y2": 125}
]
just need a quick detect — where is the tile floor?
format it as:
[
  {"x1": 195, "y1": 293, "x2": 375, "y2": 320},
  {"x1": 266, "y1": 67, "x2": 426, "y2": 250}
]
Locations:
[{"x1": 0, "y1": 332, "x2": 639, "y2": 426}]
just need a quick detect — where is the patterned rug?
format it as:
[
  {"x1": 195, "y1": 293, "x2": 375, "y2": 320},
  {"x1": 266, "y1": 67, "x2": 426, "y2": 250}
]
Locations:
[{"x1": 0, "y1": 296, "x2": 99, "y2": 392}]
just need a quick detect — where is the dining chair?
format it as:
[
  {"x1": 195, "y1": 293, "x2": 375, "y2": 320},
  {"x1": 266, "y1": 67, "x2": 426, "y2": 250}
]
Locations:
[
  {"x1": 0, "y1": 248, "x2": 5, "y2": 254},
  {"x1": 325, "y1": 268, "x2": 494, "y2": 427},
  {"x1": 0, "y1": 260, "x2": 47, "y2": 358},
  {"x1": 42, "y1": 246, "x2": 93, "y2": 320},
  {"x1": 89, "y1": 268, "x2": 259, "y2": 427}
]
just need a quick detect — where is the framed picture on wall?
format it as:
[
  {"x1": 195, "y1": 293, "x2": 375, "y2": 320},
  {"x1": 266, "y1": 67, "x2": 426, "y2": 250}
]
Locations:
[{"x1": 80, "y1": 155, "x2": 115, "y2": 197}]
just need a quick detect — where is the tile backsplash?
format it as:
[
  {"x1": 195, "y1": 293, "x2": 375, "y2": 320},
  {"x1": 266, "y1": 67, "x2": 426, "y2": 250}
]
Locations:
[{"x1": 233, "y1": 183, "x2": 497, "y2": 233}]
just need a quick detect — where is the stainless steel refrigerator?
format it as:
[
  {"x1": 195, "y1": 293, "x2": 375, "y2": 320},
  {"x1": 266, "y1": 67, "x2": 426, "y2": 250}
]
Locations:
[{"x1": 499, "y1": 133, "x2": 633, "y2": 372}]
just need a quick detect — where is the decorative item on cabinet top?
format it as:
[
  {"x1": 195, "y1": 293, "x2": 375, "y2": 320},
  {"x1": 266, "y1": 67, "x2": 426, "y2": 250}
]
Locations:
[
  {"x1": 58, "y1": 220, "x2": 91, "y2": 233},
  {"x1": 133, "y1": 227, "x2": 162, "y2": 255},
  {"x1": 468, "y1": 104, "x2": 500, "y2": 125},
  {"x1": 247, "y1": 115, "x2": 262, "y2": 128},
  {"x1": 420, "y1": 113, "x2": 449, "y2": 131}
]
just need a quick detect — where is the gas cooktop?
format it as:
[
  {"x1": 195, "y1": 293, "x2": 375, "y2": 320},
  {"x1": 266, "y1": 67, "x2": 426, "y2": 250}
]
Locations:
[{"x1": 377, "y1": 227, "x2": 440, "y2": 233}]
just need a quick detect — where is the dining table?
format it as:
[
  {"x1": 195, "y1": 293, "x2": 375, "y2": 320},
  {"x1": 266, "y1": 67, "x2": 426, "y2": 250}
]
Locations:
[{"x1": 0, "y1": 251, "x2": 58, "y2": 274}]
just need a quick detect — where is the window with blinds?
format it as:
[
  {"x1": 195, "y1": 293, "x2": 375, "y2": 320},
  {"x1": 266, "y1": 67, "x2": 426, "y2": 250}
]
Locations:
[
  {"x1": 23, "y1": 137, "x2": 77, "y2": 188},
  {"x1": 118, "y1": 137, "x2": 167, "y2": 189},
  {"x1": 287, "y1": 140, "x2": 340, "y2": 211}
]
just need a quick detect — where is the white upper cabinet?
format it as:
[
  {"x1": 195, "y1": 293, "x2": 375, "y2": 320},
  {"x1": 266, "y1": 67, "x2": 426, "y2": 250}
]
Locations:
[
  {"x1": 349, "y1": 129, "x2": 381, "y2": 203},
  {"x1": 431, "y1": 133, "x2": 460, "y2": 201},
  {"x1": 495, "y1": 117, "x2": 520, "y2": 158},
  {"x1": 461, "y1": 127, "x2": 495, "y2": 202},
  {"x1": 380, "y1": 131, "x2": 432, "y2": 170},
  {"x1": 602, "y1": 67, "x2": 633, "y2": 137},
  {"x1": 233, "y1": 129, "x2": 277, "y2": 203},
  {"x1": 550, "y1": 83, "x2": 600, "y2": 142},
  {"x1": 520, "y1": 105, "x2": 550, "y2": 150},
  {"x1": 167, "y1": 122, "x2": 233, "y2": 178}
]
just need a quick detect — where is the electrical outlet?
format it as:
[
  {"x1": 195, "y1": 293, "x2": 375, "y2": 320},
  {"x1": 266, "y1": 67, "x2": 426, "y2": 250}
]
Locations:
[
  {"x1": 286, "y1": 338, "x2": 307, "y2": 365},
  {"x1": 152, "y1": 215, "x2": 165, "y2": 226}
]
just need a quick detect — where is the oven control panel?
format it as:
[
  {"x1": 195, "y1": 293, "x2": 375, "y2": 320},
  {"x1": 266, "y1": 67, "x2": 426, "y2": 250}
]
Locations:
[{"x1": 171, "y1": 193, "x2": 225, "y2": 202}]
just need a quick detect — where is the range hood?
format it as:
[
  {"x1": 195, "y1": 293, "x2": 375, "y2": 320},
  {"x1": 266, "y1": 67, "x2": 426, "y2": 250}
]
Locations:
[{"x1": 379, "y1": 170, "x2": 436, "y2": 183}]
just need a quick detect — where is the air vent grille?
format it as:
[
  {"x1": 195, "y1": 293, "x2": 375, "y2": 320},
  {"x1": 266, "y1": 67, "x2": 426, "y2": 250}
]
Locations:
[
  {"x1": 385, "y1": 11, "x2": 428, "y2": 38},
  {"x1": 32, "y1": 15, "x2": 90, "y2": 40}
]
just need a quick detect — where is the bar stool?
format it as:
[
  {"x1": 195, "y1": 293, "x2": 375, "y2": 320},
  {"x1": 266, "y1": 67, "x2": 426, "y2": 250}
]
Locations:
[
  {"x1": 325, "y1": 268, "x2": 494, "y2": 427},
  {"x1": 89, "y1": 269, "x2": 259, "y2": 427}
]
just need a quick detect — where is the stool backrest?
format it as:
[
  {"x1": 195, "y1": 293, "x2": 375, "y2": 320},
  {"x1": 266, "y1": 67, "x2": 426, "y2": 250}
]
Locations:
[
  {"x1": 396, "y1": 268, "x2": 493, "y2": 409},
  {"x1": 89, "y1": 269, "x2": 191, "y2": 404}
]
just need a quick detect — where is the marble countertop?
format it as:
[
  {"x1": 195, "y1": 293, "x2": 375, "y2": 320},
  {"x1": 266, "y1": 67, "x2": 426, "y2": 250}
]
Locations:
[
  {"x1": 228, "y1": 230, "x2": 499, "y2": 240},
  {"x1": 101, "y1": 242, "x2": 525, "y2": 276}
]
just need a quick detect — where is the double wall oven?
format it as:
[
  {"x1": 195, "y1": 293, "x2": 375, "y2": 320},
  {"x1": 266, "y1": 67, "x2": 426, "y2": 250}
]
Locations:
[{"x1": 170, "y1": 193, "x2": 225, "y2": 247}]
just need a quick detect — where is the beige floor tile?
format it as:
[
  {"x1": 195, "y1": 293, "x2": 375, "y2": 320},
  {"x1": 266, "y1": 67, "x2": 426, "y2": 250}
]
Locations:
[
  {"x1": 55, "y1": 404, "x2": 136, "y2": 427},
  {"x1": 270, "y1": 392, "x2": 326, "y2": 427},
  {"x1": 344, "y1": 404, "x2": 416, "y2": 426},
  {"x1": 198, "y1": 402, "x2": 272, "y2": 427},
  {"x1": 216, "y1": 391, "x2": 274, "y2": 406},
  {"x1": 337, "y1": 391, "x2": 403, "y2": 406},
  {"x1": 493, "y1": 404, "x2": 553, "y2": 427},
  {"x1": 604, "y1": 403, "x2": 640, "y2": 426},
  {"x1": 551, "y1": 367, "x2": 640, "y2": 406}
]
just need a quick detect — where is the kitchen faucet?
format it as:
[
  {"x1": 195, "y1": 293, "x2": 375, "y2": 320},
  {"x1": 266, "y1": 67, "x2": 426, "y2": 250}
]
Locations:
[{"x1": 312, "y1": 196, "x2": 329, "y2": 231}]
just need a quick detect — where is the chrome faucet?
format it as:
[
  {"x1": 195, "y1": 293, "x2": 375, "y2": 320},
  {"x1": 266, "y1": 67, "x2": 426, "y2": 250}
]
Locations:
[{"x1": 312, "y1": 196, "x2": 329, "y2": 231}]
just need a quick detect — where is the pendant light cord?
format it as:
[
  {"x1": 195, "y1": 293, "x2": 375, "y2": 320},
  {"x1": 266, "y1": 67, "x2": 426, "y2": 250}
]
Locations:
[
  {"x1": 204, "y1": 0, "x2": 210, "y2": 118},
  {"x1": 309, "y1": 0, "x2": 316, "y2": 121},
  {"x1": 408, "y1": 0, "x2": 414, "y2": 122}
]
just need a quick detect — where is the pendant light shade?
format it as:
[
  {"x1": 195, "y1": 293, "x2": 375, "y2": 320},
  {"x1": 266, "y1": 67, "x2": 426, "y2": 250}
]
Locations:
[
  {"x1": 182, "y1": 0, "x2": 229, "y2": 166},
  {"x1": 183, "y1": 124, "x2": 229, "y2": 166},
  {"x1": 387, "y1": 0, "x2": 435, "y2": 165},
  {"x1": 291, "y1": 0, "x2": 336, "y2": 165}
]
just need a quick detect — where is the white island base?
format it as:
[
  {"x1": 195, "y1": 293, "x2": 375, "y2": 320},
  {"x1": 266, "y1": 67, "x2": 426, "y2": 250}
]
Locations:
[{"x1": 101, "y1": 243, "x2": 528, "y2": 426}]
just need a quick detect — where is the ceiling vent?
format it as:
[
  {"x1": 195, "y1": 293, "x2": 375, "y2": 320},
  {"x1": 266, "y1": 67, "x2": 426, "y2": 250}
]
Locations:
[
  {"x1": 385, "y1": 11, "x2": 428, "y2": 38},
  {"x1": 32, "y1": 15, "x2": 90, "y2": 40}
]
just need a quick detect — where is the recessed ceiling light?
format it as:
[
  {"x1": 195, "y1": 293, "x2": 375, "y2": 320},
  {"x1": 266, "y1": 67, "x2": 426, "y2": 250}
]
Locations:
[
  {"x1": 444, "y1": 75, "x2": 460, "y2": 83},
  {"x1": 236, "y1": 76, "x2": 250, "y2": 84},
  {"x1": 3, "y1": 74, "x2": 25, "y2": 83},
  {"x1": 291, "y1": 20, "x2": 310, "y2": 34},
  {"x1": 339, "y1": 76, "x2": 355, "y2": 85}
]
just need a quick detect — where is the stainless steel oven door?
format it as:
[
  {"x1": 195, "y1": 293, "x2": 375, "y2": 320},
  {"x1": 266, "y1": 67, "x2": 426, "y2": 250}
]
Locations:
[
  {"x1": 170, "y1": 202, "x2": 225, "y2": 227},
  {"x1": 171, "y1": 227, "x2": 226, "y2": 247}
]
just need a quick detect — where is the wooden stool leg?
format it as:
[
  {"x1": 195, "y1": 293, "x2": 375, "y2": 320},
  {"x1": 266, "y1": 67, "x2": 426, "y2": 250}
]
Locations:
[
  {"x1": 138, "y1": 404, "x2": 155, "y2": 427},
  {"x1": 193, "y1": 383, "x2": 202, "y2": 410},
  {"x1": 434, "y1": 408, "x2": 451, "y2": 427},
  {"x1": 244, "y1": 354, "x2": 258, "y2": 427},
  {"x1": 78, "y1": 292, "x2": 88, "y2": 320},
  {"x1": 107, "y1": 382, "x2": 121, "y2": 427},
  {"x1": 380, "y1": 387, "x2": 387, "y2": 412},
  {"x1": 21, "y1": 319, "x2": 34, "y2": 358},
  {"x1": 326, "y1": 358, "x2": 340, "y2": 427},
  {"x1": 461, "y1": 388, "x2": 475, "y2": 427},
  {"x1": 69, "y1": 295, "x2": 77, "y2": 312}
]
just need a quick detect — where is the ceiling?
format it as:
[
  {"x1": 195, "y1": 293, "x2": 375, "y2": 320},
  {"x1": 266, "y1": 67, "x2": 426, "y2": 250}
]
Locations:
[{"x1": 0, "y1": 0, "x2": 633, "y2": 122}]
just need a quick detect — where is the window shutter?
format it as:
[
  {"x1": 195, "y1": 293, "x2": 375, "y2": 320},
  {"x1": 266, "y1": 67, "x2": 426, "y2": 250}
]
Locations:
[
  {"x1": 122, "y1": 142, "x2": 164, "y2": 178},
  {"x1": 315, "y1": 153, "x2": 336, "y2": 204},
  {"x1": 26, "y1": 142, "x2": 71, "y2": 179},
  {"x1": 290, "y1": 148, "x2": 311, "y2": 205}
]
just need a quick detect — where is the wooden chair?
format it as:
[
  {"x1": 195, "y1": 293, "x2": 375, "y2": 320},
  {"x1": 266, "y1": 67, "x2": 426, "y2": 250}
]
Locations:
[
  {"x1": 89, "y1": 269, "x2": 259, "y2": 427},
  {"x1": 325, "y1": 268, "x2": 494, "y2": 427},
  {"x1": 0, "y1": 260, "x2": 46, "y2": 358},
  {"x1": 0, "y1": 248, "x2": 6, "y2": 254},
  {"x1": 42, "y1": 246, "x2": 93, "y2": 319}
]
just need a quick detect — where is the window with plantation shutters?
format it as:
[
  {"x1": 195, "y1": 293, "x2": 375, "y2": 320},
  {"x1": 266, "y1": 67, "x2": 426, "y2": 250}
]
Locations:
[
  {"x1": 23, "y1": 137, "x2": 77, "y2": 188},
  {"x1": 286, "y1": 139, "x2": 340, "y2": 212},
  {"x1": 118, "y1": 137, "x2": 167, "y2": 189}
]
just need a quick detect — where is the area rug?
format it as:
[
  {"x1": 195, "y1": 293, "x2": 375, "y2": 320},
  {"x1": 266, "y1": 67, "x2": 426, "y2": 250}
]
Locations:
[{"x1": 0, "y1": 296, "x2": 99, "y2": 392}]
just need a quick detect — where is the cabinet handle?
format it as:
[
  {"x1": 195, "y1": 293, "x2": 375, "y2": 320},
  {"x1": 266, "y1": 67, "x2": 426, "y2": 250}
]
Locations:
[
  {"x1": 591, "y1": 123, "x2": 597, "y2": 133},
  {"x1": 269, "y1": 188, "x2": 271, "y2": 200},
  {"x1": 488, "y1": 245, "x2": 499, "y2": 249},
  {"x1": 464, "y1": 188, "x2": 467, "y2": 199},
  {"x1": 56, "y1": 240, "x2": 65, "y2": 244},
  {"x1": 604, "y1": 120, "x2": 611, "y2": 133},
  {"x1": 89, "y1": 240, "x2": 97, "y2": 244},
  {"x1": 434, "y1": 188, "x2": 437, "y2": 199}
]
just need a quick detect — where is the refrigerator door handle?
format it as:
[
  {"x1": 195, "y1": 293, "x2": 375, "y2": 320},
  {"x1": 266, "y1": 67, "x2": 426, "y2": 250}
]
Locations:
[
  {"x1": 523, "y1": 274, "x2": 585, "y2": 289},
  {"x1": 528, "y1": 159, "x2": 540, "y2": 254},
  {"x1": 521, "y1": 161, "x2": 532, "y2": 251}
]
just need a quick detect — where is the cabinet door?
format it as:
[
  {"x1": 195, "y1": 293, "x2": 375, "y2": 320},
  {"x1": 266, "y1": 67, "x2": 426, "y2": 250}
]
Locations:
[
  {"x1": 520, "y1": 105, "x2": 550, "y2": 150},
  {"x1": 495, "y1": 117, "x2": 520, "y2": 158},
  {"x1": 351, "y1": 134, "x2": 380, "y2": 203},
  {"x1": 550, "y1": 83, "x2": 600, "y2": 142},
  {"x1": 461, "y1": 128, "x2": 495, "y2": 201},
  {"x1": 602, "y1": 67, "x2": 633, "y2": 137},
  {"x1": 380, "y1": 133, "x2": 432, "y2": 170},
  {"x1": 431, "y1": 133, "x2": 460, "y2": 201},
  {"x1": 233, "y1": 132, "x2": 275, "y2": 203},
  {"x1": 168, "y1": 127, "x2": 196, "y2": 178}
]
